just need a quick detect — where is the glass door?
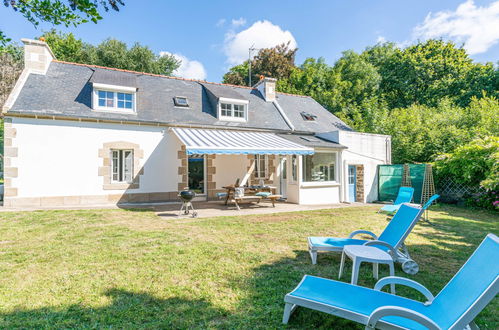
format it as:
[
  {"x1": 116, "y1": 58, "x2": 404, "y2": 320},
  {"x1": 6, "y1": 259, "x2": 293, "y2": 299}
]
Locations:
[
  {"x1": 348, "y1": 165, "x2": 356, "y2": 202},
  {"x1": 188, "y1": 154, "x2": 206, "y2": 194},
  {"x1": 280, "y1": 156, "x2": 287, "y2": 197}
]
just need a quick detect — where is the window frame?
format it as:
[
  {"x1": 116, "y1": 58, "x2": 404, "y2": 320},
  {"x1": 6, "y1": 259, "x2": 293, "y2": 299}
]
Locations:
[
  {"x1": 291, "y1": 155, "x2": 298, "y2": 182},
  {"x1": 301, "y1": 151, "x2": 338, "y2": 184},
  {"x1": 173, "y1": 96, "x2": 189, "y2": 107},
  {"x1": 111, "y1": 149, "x2": 134, "y2": 184},
  {"x1": 218, "y1": 97, "x2": 249, "y2": 122},
  {"x1": 254, "y1": 154, "x2": 268, "y2": 179},
  {"x1": 92, "y1": 83, "x2": 137, "y2": 113}
]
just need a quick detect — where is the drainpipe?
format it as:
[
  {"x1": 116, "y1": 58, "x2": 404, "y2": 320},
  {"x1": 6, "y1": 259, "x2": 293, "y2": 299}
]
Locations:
[{"x1": 273, "y1": 100, "x2": 295, "y2": 131}]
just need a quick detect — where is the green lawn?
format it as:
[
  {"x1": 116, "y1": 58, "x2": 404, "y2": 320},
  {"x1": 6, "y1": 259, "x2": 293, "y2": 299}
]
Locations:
[{"x1": 0, "y1": 205, "x2": 497, "y2": 328}]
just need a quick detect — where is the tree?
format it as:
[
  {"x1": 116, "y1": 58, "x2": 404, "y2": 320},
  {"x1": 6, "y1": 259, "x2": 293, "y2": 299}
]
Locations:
[
  {"x1": 223, "y1": 42, "x2": 297, "y2": 86},
  {"x1": 40, "y1": 29, "x2": 92, "y2": 63},
  {"x1": 222, "y1": 61, "x2": 249, "y2": 86},
  {"x1": 1, "y1": 0, "x2": 124, "y2": 47},
  {"x1": 39, "y1": 30, "x2": 181, "y2": 76}
]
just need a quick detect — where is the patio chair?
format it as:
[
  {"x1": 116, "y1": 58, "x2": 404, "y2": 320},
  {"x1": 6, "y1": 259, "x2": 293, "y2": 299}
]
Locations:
[
  {"x1": 379, "y1": 187, "x2": 414, "y2": 214},
  {"x1": 284, "y1": 233, "x2": 499, "y2": 329},
  {"x1": 308, "y1": 204, "x2": 423, "y2": 274}
]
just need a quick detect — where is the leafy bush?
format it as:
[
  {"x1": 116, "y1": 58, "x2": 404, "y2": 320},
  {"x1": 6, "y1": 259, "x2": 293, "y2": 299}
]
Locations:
[
  {"x1": 465, "y1": 190, "x2": 499, "y2": 211},
  {"x1": 434, "y1": 136, "x2": 499, "y2": 189},
  {"x1": 435, "y1": 136, "x2": 498, "y2": 210}
]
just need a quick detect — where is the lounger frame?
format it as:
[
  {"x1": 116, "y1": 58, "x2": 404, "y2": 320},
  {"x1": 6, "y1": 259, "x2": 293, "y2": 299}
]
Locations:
[{"x1": 287, "y1": 234, "x2": 499, "y2": 329}]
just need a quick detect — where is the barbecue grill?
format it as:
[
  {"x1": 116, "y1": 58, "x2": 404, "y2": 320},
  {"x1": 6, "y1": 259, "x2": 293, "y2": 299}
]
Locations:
[{"x1": 178, "y1": 188, "x2": 197, "y2": 217}]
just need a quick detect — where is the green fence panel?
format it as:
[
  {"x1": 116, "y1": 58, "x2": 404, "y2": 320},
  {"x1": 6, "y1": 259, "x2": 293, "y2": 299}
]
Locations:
[
  {"x1": 409, "y1": 164, "x2": 426, "y2": 203},
  {"x1": 378, "y1": 164, "x2": 427, "y2": 203},
  {"x1": 378, "y1": 164, "x2": 404, "y2": 202}
]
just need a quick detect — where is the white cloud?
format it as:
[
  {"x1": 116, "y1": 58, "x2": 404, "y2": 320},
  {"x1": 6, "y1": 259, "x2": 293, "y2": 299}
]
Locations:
[
  {"x1": 223, "y1": 20, "x2": 297, "y2": 65},
  {"x1": 376, "y1": 35, "x2": 387, "y2": 43},
  {"x1": 216, "y1": 18, "x2": 226, "y2": 27},
  {"x1": 231, "y1": 17, "x2": 246, "y2": 27},
  {"x1": 412, "y1": 0, "x2": 499, "y2": 54},
  {"x1": 160, "y1": 52, "x2": 207, "y2": 80}
]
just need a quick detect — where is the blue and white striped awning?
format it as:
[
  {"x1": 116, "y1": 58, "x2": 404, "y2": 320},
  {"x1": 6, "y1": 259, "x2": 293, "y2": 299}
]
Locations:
[{"x1": 172, "y1": 127, "x2": 314, "y2": 155}]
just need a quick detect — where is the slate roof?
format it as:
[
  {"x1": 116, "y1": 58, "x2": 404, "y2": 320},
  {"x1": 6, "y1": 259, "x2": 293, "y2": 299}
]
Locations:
[
  {"x1": 279, "y1": 133, "x2": 347, "y2": 149},
  {"x1": 8, "y1": 61, "x2": 350, "y2": 134}
]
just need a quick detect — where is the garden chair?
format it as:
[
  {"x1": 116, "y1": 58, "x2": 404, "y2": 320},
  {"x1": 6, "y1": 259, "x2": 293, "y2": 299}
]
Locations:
[
  {"x1": 308, "y1": 204, "x2": 423, "y2": 274},
  {"x1": 379, "y1": 187, "x2": 414, "y2": 214},
  {"x1": 284, "y1": 233, "x2": 499, "y2": 329}
]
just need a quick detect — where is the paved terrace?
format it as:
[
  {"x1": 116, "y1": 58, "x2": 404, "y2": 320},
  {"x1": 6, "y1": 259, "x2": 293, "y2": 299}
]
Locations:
[{"x1": 0, "y1": 200, "x2": 371, "y2": 218}]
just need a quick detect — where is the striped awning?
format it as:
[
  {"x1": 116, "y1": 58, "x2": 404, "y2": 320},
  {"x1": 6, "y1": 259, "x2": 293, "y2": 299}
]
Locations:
[{"x1": 172, "y1": 127, "x2": 314, "y2": 155}]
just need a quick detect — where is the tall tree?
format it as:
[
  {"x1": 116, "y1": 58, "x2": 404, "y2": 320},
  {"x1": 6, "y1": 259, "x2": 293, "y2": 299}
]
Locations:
[
  {"x1": 39, "y1": 30, "x2": 181, "y2": 76},
  {"x1": 223, "y1": 42, "x2": 297, "y2": 86},
  {"x1": 1, "y1": 0, "x2": 124, "y2": 47}
]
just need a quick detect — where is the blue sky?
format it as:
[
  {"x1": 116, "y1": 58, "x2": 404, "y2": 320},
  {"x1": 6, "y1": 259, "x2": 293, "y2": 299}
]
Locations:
[{"x1": 1, "y1": 0, "x2": 498, "y2": 82}]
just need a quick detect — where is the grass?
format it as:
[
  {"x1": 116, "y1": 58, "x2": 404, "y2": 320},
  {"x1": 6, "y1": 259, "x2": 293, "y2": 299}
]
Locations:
[{"x1": 0, "y1": 205, "x2": 497, "y2": 329}]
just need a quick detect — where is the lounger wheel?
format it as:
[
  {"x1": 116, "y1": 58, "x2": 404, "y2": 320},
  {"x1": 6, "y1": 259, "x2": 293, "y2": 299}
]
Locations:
[
  {"x1": 402, "y1": 260, "x2": 419, "y2": 275},
  {"x1": 192, "y1": 212, "x2": 198, "y2": 218}
]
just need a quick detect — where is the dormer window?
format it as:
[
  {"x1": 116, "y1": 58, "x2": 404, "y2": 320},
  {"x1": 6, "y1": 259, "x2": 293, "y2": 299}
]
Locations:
[
  {"x1": 92, "y1": 83, "x2": 137, "y2": 113},
  {"x1": 218, "y1": 97, "x2": 248, "y2": 122},
  {"x1": 301, "y1": 112, "x2": 317, "y2": 121},
  {"x1": 174, "y1": 96, "x2": 189, "y2": 107}
]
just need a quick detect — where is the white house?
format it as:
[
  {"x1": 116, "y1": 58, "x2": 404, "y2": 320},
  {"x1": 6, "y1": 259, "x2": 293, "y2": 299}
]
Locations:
[{"x1": 2, "y1": 39, "x2": 391, "y2": 208}]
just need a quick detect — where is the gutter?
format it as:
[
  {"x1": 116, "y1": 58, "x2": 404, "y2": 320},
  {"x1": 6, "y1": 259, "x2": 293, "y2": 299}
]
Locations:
[
  {"x1": 3, "y1": 112, "x2": 298, "y2": 134},
  {"x1": 272, "y1": 100, "x2": 295, "y2": 131}
]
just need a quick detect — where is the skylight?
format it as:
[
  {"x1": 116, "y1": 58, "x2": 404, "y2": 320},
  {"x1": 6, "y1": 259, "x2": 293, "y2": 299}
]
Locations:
[
  {"x1": 174, "y1": 96, "x2": 189, "y2": 107},
  {"x1": 301, "y1": 112, "x2": 317, "y2": 121}
]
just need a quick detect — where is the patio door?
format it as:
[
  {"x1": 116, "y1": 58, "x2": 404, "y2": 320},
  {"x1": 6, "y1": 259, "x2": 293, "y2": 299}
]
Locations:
[
  {"x1": 280, "y1": 156, "x2": 287, "y2": 198},
  {"x1": 188, "y1": 154, "x2": 206, "y2": 195},
  {"x1": 348, "y1": 165, "x2": 356, "y2": 202}
]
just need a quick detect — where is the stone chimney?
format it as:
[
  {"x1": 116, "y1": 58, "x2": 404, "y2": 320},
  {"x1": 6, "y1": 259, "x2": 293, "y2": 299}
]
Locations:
[
  {"x1": 21, "y1": 38, "x2": 55, "y2": 74},
  {"x1": 253, "y1": 76, "x2": 276, "y2": 102}
]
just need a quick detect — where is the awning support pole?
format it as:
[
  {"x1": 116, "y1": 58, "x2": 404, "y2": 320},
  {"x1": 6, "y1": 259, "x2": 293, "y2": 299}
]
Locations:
[{"x1": 240, "y1": 159, "x2": 255, "y2": 186}]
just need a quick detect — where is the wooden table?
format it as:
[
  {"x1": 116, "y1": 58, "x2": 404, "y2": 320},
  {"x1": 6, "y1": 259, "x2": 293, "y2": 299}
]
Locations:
[{"x1": 222, "y1": 185, "x2": 277, "y2": 210}]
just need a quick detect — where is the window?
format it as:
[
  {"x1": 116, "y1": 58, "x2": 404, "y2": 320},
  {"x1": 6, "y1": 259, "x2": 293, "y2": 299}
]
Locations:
[
  {"x1": 302, "y1": 152, "x2": 336, "y2": 182},
  {"x1": 221, "y1": 103, "x2": 232, "y2": 117},
  {"x1": 291, "y1": 155, "x2": 298, "y2": 182},
  {"x1": 174, "y1": 96, "x2": 189, "y2": 107},
  {"x1": 233, "y1": 104, "x2": 245, "y2": 118},
  {"x1": 254, "y1": 154, "x2": 268, "y2": 179},
  {"x1": 94, "y1": 89, "x2": 135, "y2": 112},
  {"x1": 117, "y1": 93, "x2": 133, "y2": 109},
  {"x1": 301, "y1": 112, "x2": 317, "y2": 121},
  {"x1": 111, "y1": 150, "x2": 133, "y2": 183},
  {"x1": 219, "y1": 100, "x2": 247, "y2": 121},
  {"x1": 98, "y1": 91, "x2": 115, "y2": 108}
]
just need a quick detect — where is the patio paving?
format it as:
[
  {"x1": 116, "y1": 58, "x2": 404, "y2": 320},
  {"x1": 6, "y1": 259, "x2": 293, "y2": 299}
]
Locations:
[
  {"x1": 150, "y1": 200, "x2": 371, "y2": 219},
  {"x1": 0, "y1": 199, "x2": 372, "y2": 217}
]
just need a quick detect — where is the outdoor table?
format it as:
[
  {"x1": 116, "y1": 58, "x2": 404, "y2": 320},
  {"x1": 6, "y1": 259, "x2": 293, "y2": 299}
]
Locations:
[
  {"x1": 339, "y1": 245, "x2": 395, "y2": 293},
  {"x1": 222, "y1": 185, "x2": 277, "y2": 205}
]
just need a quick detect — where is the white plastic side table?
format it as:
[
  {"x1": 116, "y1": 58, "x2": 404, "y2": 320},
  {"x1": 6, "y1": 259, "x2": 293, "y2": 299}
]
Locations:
[{"x1": 339, "y1": 245, "x2": 395, "y2": 293}]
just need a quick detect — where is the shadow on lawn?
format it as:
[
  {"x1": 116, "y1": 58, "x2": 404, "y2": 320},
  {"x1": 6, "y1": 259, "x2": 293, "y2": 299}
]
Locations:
[
  {"x1": 0, "y1": 289, "x2": 228, "y2": 328},
  {"x1": 1, "y1": 206, "x2": 496, "y2": 328}
]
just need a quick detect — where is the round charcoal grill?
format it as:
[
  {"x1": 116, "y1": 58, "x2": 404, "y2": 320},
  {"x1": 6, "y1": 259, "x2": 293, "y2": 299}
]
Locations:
[{"x1": 178, "y1": 189, "x2": 197, "y2": 217}]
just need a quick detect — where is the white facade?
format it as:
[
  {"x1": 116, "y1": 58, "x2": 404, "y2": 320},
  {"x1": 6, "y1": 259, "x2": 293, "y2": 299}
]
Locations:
[
  {"x1": 9, "y1": 117, "x2": 182, "y2": 204},
  {"x1": 5, "y1": 117, "x2": 390, "y2": 207}
]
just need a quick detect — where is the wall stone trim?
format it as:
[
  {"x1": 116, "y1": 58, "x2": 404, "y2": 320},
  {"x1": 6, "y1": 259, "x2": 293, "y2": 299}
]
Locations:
[
  {"x1": 206, "y1": 154, "x2": 217, "y2": 199},
  {"x1": 177, "y1": 145, "x2": 188, "y2": 191},
  {"x1": 356, "y1": 165, "x2": 365, "y2": 202},
  {"x1": 3, "y1": 118, "x2": 18, "y2": 198},
  {"x1": 3, "y1": 191, "x2": 180, "y2": 208},
  {"x1": 98, "y1": 141, "x2": 144, "y2": 190}
]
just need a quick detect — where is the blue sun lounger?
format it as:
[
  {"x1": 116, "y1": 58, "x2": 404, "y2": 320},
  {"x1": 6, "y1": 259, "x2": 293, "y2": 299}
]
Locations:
[
  {"x1": 308, "y1": 204, "x2": 423, "y2": 274},
  {"x1": 285, "y1": 233, "x2": 499, "y2": 329},
  {"x1": 380, "y1": 187, "x2": 415, "y2": 214}
]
